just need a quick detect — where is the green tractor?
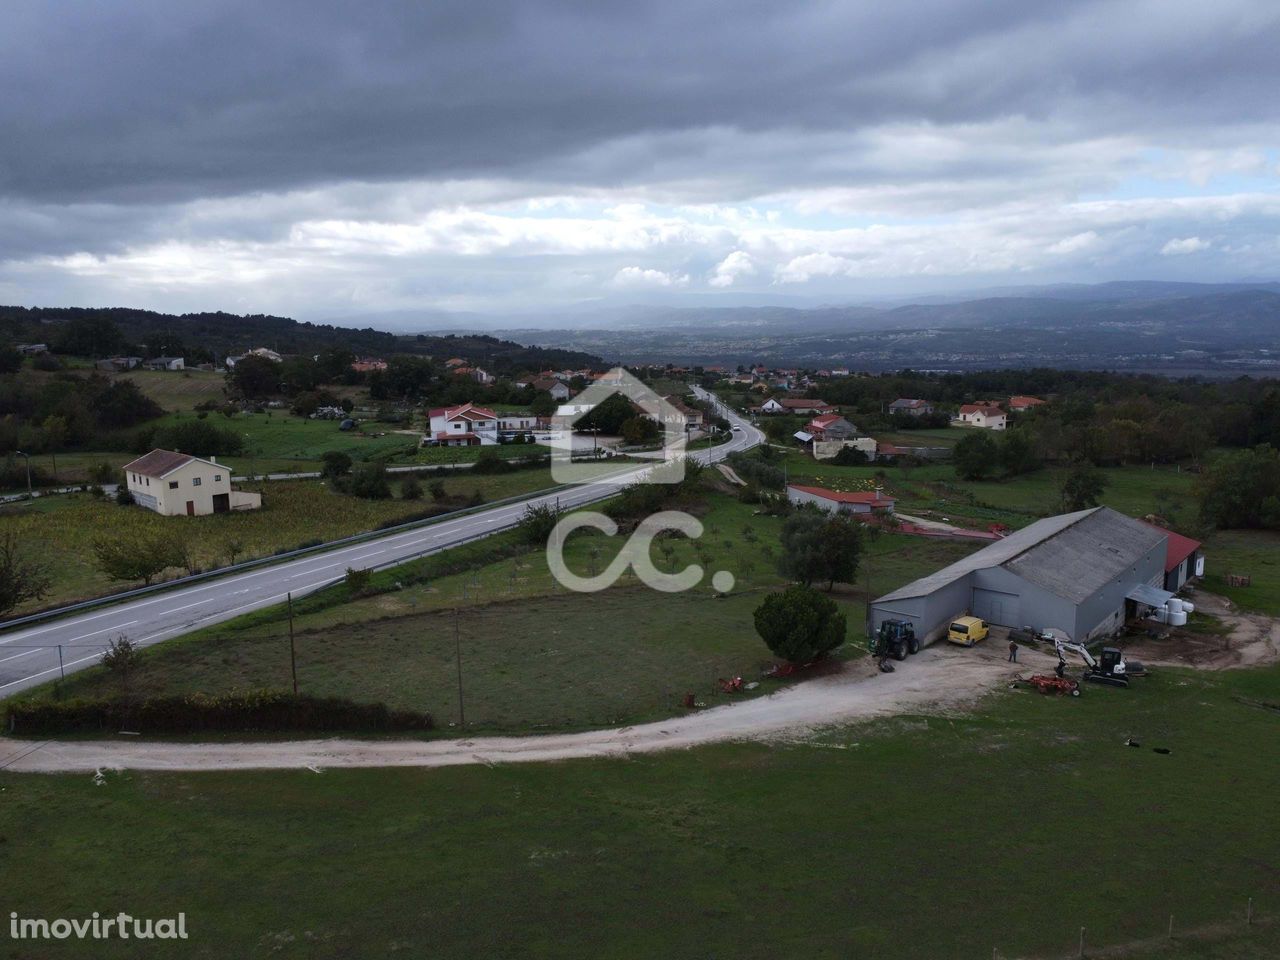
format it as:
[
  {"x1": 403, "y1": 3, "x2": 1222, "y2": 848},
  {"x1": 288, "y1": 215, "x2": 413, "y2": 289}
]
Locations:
[{"x1": 869, "y1": 619, "x2": 920, "y2": 673}]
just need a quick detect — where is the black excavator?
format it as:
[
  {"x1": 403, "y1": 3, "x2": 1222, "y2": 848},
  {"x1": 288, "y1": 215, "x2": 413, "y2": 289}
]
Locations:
[{"x1": 869, "y1": 620, "x2": 920, "y2": 672}]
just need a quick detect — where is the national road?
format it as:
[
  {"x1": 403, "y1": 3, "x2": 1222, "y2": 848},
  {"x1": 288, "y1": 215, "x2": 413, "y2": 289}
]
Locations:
[{"x1": 0, "y1": 389, "x2": 762, "y2": 698}]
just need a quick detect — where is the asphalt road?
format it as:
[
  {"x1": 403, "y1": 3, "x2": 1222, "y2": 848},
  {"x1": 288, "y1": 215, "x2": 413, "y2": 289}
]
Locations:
[{"x1": 0, "y1": 389, "x2": 761, "y2": 698}]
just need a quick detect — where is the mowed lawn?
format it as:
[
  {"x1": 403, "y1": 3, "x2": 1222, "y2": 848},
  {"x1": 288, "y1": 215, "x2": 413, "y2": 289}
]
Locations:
[
  {"x1": 0, "y1": 469, "x2": 560, "y2": 613},
  {"x1": 36, "y1": 493, "x2": 982, "y2": 730},
  {"x1": 1201, "y1": 528, "x2": 1280, "y2": 616},
  {"x1": 2, "y1": 663, "x2": 1278, "y2": 959}
]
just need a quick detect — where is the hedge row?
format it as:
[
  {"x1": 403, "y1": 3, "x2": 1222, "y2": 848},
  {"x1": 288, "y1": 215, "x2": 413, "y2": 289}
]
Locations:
[{"x1": 5, "y1": 691, "x2": 433, "y2": 735}]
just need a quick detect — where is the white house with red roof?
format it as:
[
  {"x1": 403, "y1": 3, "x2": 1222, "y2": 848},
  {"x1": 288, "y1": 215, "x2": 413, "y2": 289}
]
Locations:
[
  {"x1": 805, "y1": 413, "x2": 857, "y2": 441},
  {"x1": 426, "y1": 403, "x2": 538, "y2": 445},
  {"x1": 786, "y1": 483, "x2": 895, "y2": 515},
  {"x1": 955, "y1": 403, "x2": 1007, "y2": 430},
  {"x1": 760, "y1": 397, "x2": 836, "y2": 415}
]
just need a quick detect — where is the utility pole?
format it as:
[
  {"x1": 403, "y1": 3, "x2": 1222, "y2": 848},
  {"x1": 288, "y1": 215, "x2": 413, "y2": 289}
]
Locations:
[
  {"x1": 287, "y1": 592, "x2": 298, "y2": 695},
  {"x1": 454, "y1": 604, "x2": 466, "y2": 729}
]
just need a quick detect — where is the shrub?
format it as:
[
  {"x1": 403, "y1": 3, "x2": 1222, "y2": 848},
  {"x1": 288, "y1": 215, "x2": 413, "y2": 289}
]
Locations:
[
  {"x1": 345, "y1": 567, "x2": 372, "y2": 593},
  {"x1": 471, "y1": 449, "x2": 514, "y2": 474},
  {"x1": 517, "y1": 503, "x2": 559, "y2": 544},
  {"x1": 400, "y1": 475, "x2": 424, "y2": 500},
  {"x1": 320, "y1": 450, "x2": 353, "y2": 480},
  {"x1": 114, "y1": 487, "x2": 135, "y2": 506},
  {"x1": 150, "y1": 419, "x2": 245, "y2": 457},
  {"x1": 3, "y1": 692, "x2": 433, "y2": 735}
]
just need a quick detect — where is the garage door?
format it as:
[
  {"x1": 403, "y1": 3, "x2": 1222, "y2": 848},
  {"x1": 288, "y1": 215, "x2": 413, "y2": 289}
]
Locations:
[{"x1": 971, "y1": 588, "x2": 1020, "y2": 627}]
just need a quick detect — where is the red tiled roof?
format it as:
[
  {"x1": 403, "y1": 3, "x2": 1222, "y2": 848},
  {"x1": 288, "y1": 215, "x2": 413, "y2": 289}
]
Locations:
[
  {"x1": 809, "y1": 413, "x2": 843, "y2": 428},
  {"x1": 1141, "y1": 521, "x2": 1203, "y2": 572},
  {"x1": 788, "y1": 484, "x2": 895, "y2": 507},
  {"x1": 122, "y1": 449, "x2": 198, "y2": 478},
  {"x1": 1009, "y1": 395, "x2": 1045, "y2": 408},
  {"x1": 960, "y1": 403, "x2": 1004, "y2": 416}
]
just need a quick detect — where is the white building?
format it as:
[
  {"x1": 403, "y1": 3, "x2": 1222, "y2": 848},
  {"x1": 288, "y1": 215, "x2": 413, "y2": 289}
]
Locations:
[
  {"x1": 955, "y1": 404, "x2": 1007, "y2": 430},
  {"x1": 426, "y1": 403, "x2": 538, "y2": 446},
  {"x1": 123, "y1": 450, "x2": 261, "y2": 516},
  {"x1": 786, "y1": 483, "x2": 896, "y2": 515}
]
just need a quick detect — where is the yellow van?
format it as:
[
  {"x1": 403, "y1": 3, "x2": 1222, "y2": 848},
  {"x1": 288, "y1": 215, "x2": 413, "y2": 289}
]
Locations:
[{"x1": 947, "y1": 616, "x2": 989, "y2": 647}]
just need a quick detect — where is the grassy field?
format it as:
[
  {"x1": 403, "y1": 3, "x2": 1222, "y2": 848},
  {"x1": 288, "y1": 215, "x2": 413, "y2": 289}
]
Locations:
[
  {"x1": 0, "y1": 469, "x2": 561, "y2": 614},
  {"x1": 33, "y1": 492, "x2": 981, "y2": 729},
  {"x1": 109, "y1": 368, "x2": 229, "y2": 411},
  {"x1": 782, "y1": 452, "x2": 1197, "y2": 529},
  {"x1": 1201, "y1": 529, "x2": 1280, "y2": 616},
  {"x1": 2, "y1": 661, "x2": 1278, "y2": 959},
  {"x1": 143, "y1": 410, "x2": 421, "y2": 473},
  {"x1": 874, "y1": 425, "x2": 966, "y2": 447}
]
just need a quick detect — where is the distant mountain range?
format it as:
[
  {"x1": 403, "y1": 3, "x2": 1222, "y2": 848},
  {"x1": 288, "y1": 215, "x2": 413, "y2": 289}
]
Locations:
[
  {"x1": 7, "y1": 281, "x2": 1280, "y2": 375},
  {"x1": 480, "y1": 282, "x2": 1280, "y2": 373}
]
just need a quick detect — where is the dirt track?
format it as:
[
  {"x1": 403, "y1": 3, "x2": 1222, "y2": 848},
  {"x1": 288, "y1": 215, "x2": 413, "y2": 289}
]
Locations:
[
  {"x1": 4, "y1": 592, "x2": 1271, "y2": 775},
  {"x1": 0, "y1": 641, "x2": 1054, "y2": 774}
]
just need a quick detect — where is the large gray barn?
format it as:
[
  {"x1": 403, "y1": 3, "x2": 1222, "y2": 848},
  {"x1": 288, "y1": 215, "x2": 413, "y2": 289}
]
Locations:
[{"x1": 868, "y1": 507, "x2": 1169, "y2": 646}]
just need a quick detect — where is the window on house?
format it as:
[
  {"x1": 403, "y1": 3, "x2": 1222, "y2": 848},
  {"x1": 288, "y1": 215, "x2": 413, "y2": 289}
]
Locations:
[
  {"x1": 145, "y1": 477, "x2": 150, "y2": 486},
  {"x1": 192, "y1": 477, "x2": 202, "y2": 486},
  {"x1": 169, "y1": 481, "x2": 178, "y2": 489},
  {"x1": 214, "y1": 474, "x2": 223, "y2": 482}
]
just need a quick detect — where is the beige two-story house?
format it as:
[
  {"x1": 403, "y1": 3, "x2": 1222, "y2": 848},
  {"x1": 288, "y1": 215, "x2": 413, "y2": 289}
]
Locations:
[{"x1": 122, "y1": 449, "x2": 261, "y2": 516}]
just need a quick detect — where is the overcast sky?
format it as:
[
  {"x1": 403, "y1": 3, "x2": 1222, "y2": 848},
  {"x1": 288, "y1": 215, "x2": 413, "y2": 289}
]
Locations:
[{"x1": 2, "y1": 0, "x2": 1279, "y2": 321}]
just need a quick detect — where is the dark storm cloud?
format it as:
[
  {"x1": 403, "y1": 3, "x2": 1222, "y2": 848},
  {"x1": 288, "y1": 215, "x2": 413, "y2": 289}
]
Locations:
[{"x1": 3, "y1": 0, "x2": 1278, "y2": 203}]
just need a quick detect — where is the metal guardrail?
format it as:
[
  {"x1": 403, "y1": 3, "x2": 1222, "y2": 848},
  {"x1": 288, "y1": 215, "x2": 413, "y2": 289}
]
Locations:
[
  {"x1": 0, "y1": 409, "x2": 756, "y2": 636},
  {"x1": 0, "y1": 480, "x2": 583, "y2": 635}
]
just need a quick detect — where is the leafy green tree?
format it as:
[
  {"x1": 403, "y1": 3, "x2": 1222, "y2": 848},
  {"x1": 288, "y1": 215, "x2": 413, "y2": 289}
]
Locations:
[
  {"x1": 578, "y1": 393, "x2": 636, "y2": 435},
  {"x1": 320, "y1": 450, "x2": 353, "y2": 480},
  {"x1": 93, "y1": 530, "x2": 188, "y2": 586},
  {"x1": 150, "y1": 420, "x2": 243, "y2": 457},
  {"x1": 779, "y1": 509, "x2": 863, "y2": 590},
  {"x1": 621, "y1": 416, "x2": 658, "y2": 445},
  {"x1": 0, "y1": 531, "x2": 52, "y2": 616},
  {"x1": 1195, "y1": 444, "x2": 1280, "y2": 530},
  {"x1": 226, "y1": 354, "x2": 280, "y2": 400},
  {"x1": 517, "y1": 503, "x2": 559, "y2": 545},
  {"x1": 340, "y1": 461, "x2": 392, "y2": 499},
  {"x1": 997, "y1": 429, "x2": 1040, "y2": 478},
  {"x1": 753, "y1": 585, "x2": 847, "y2": 663},
  {"x1": 0, "y1": 346, "x2": 21, "y2": 374},
  {"x1": 1058, "y1": 461, "x2": 1109, "y2": 512},
  {"x1": 952, "y1": 430, "x2": 1000, "y2": 480}
]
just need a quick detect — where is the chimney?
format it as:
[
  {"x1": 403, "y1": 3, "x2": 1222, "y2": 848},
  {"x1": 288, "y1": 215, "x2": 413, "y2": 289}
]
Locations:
[
  {"x1": 875, "y1": 486, "x2": 883, "y2": 499},
  {"x1": 210, "y1": 455, "x2": 217, "y2": 465}
]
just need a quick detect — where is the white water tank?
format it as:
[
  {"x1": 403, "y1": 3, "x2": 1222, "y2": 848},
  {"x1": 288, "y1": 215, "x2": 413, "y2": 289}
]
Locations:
[
  {"x1": 1169, "y1": 609, "x2": 1188, "y2": 627},
  {"x1": 1181, "y1": 600, "x2": 1195, "y2": 614},
  {"x1": 1167, "y1": 598, "x2": 1184, "y2": 615}
]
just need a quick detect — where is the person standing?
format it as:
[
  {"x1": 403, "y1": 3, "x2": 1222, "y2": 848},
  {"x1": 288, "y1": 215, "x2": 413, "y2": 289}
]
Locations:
[{"x1": 1008, "y1": 639, "x2": 1018, "y2": 663}]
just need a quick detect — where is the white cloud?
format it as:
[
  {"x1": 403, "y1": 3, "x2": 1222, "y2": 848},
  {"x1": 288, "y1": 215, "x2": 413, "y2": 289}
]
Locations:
[
  {"x1": 1161, "y1": 235, "x2": 1211, "y2": 255},
  {"x1": 611, "y1": 266, "x2": 689, "y2": 288},
  {"x1": 1047, "y1": 231, "x2": 1100, "y2": 255},
  {"x1": 708, "y1": 251, "x2": 756, "y2": 287}
]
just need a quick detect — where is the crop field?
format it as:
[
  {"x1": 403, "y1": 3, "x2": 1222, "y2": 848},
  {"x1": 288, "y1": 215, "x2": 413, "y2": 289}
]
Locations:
[
  {"x1": 3, "y1": 661, "x2": 1278, "y2": 959},
  {"x1": 33, "y1": 493, "x2": 981, "y2": 729},
  {"x1": 0, "y1": 469, "x2": 560, "y2": 613}
]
